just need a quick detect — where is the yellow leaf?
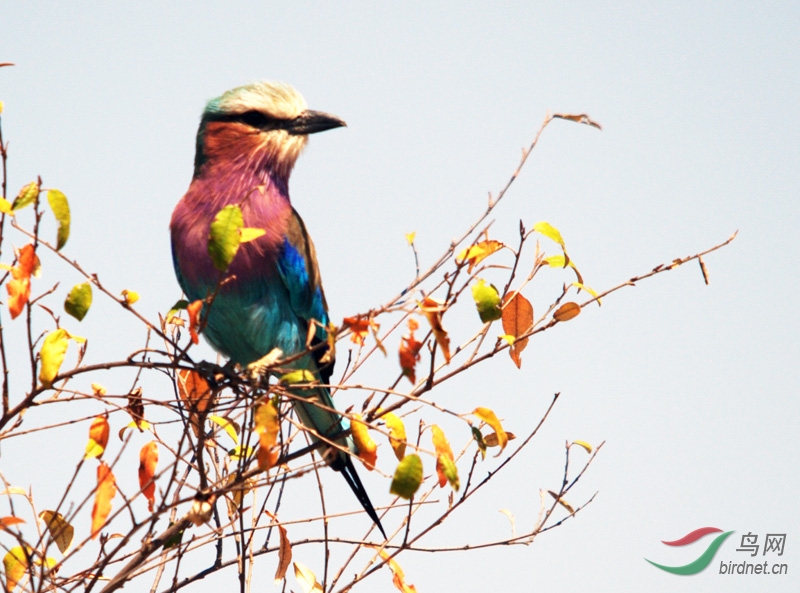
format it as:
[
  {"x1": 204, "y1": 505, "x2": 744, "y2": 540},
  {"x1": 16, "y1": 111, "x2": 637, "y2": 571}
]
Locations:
[
  {"x1": 11, "y1": 181, "x2": 39, "y2": 211},
  {"x1": 405, "y1": 232, "x2": 416, "y2": 245},
  {"x1": 431, "y1": 425, "x2": 458, "y2": 490},
  {"x1": 239, "y1": 227, "x2": 266, "y2": 243},
  {"x1": 533, "y1": 221, "x2": 565, "y2": 248},
  {"x1": 382, "y1": 412, "x2": 407, "y2": 461},
  {"x1": 117, "y1": 419, "x2": 153, "y2": 441},
  {"x1": 293, "y1": 562, "x2": 323, "y2": 593},
  {"x1": 351, "y1": 414, "x2": 377, "y2": 470},
  {"x1": 457, "y1": 239, "x2": 505, "y2": 273},
  {"x1": 38, "y1": 511, "x2": 74, "y2": 554},
  {"x1": 3, "y1": 546, "x2": 29, "y2": 592},
  {"x1": 572, "y1": 281, "x2": 601, "y2": 304},
  {"x1": 548, "y1": 490, "x2": 575, "y2": 515},
  {"x1": 91, "y1": 463, "x2": 116, "y2": 538},
  {"x1": 554, "y1": 301, "x2": 581, "y2": 322},
  {"x1": 473, "y1": 407, "x2": 508, "y2": 456},
  {"x1": 46, "y1": 189, "x2": 70, "y2": 250},
  {"x1": 138, "y1": 441, "x2": 159, "y2": 512},
  {"x1": 85, "y1": 415, "x2": 110, "y2": 459},
  {"x1": 121, "y1": 289, "x2": 139, "y2": 306},
  {"x1": 390, "y1": 454, "x2": 423, "y2": 499},
  {"x1": 376, "y1": 548, "x2": 418, "y2": 593},
  {"x1": 0, "y1": 198, "x2": 12, "y2": 214},
  {"x1": 208, "y1": 415, "x2": 239, "y2": 444},
  {"x1": 254, "y1": 400, "x2": 280, "y2": 471},
  {"x1": 572, "y1": 440, "x2": 593, "y2": 453},
  {"x1": 91, "y1": 383, "x2": 106, "y2": 395},
  {"x1": 419, "y1": 296, "x2": 451, "y2": 363},
  {"x1": 266, "y1": 511, "x2": 292, "y2": 584},
  {"x1": 39, "y1": 329, "x2": 70, "y2": 388},
  {"x1": 544, "y1": 254, "x2": 567, "y2": 268},
  {"x1": 279, "y1": 370, "x2": 316, "y2": 385}
]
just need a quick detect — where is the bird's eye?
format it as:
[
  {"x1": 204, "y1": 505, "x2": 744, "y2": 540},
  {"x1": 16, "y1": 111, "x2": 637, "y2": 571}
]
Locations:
[{"x1": 237, "y1": 111, "x2": 271, "y2": 129}]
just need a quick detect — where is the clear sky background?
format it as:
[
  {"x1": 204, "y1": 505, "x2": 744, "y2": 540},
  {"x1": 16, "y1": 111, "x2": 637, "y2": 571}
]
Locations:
[{"x1": 2, "y1": 3, "x2": 799, "y2": 592}]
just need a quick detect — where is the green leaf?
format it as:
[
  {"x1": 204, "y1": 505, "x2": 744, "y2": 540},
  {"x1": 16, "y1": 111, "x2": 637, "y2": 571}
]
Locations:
[
  {"x1": 390, "y1": 453, "x2": 423, "y2": 499},
  {"x1": 471, "y1": 426, "x2": 487, "y2": 460},
  {"x1": 12, "y1": 181, "x2": 39, "y2": 211},
  {"x1": 208, "y1": 205, "x2": 243, "y2": 271},
  {"x1": 46, "y1": 189, "x2": 71, "y2": 250},
  {"x1": 471, "y1": 278, "x2": 502, "y2": 323},
  {"x1": 162, "y1": 521, "x2": 185, "y2": 550},
  {"x1": 437, "y1": 454, "x2": 460, "y2": 491},
  {"x1": 533, "y1": 221, "x2": 565, "y2": 248},
  {"x1": 279, "y1": 370, "x2": 316, "y2": 385},
  {"x1": 64, "y1": 282, "x2": 92, "y2": 321}
]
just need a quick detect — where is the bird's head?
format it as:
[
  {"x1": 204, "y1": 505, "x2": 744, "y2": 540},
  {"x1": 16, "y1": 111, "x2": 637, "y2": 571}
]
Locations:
[{"x1": 193, "y1": 81, "x2": 345, "y2": 180}]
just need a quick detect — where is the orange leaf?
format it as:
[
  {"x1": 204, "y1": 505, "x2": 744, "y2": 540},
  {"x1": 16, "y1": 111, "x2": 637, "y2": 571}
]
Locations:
[
  {"x1": 554, "y1": 301, "x2": 581, "y2": 322},
  {"x1": 14, "y1": 244, "x2": 38, "y2": 278},
  {"x1": 138, "y1": 441, "x2": 158, "y2": 512},
  {"x1": 431, "y1": 425, "x2": 455, "y2": 488},
  {"x1": 419, "y1": 297, "x2": 451, "y2": 363},
  {"x1": 266, "y1": 511, "x2": 292, "y2": 584},
  {"x1": 342, "y1": 315, "x2": 372, "y2": 346},
  {"x1": 501, "y1": 292, "x2": 533, "y2": 368},
  {"x1": 398, "y1": 323, "x2": 423, "y2": 384},
  {"x1": 91, "y1": 463, "x2": 117, "y2": 539},
  {"x1": 351, "y1": 414, "x2": 377, "y2": 470},
  {"x1": 5, "y1": 244, "x2": 38, "y2": 319},
  {"x1": 187, "y1": 299, "x2": 203, "y2": 344},
  {"x1": 6, "y1": 277, "x2": 30, "y2": 319},
  {"x1": 85, "y1": 415, "x2": 110, "y2": 459},
  {"x1": 0, "y1": 516, "x2": 24, "y2": 531},
  {"x1": 377, "y1": 548, "x2": 417, "y2": 593},
  {"x1": 473, "y1": 407, "x2": 508, "y2": 456},
  {"x1": 552, "y1": 112, "x2": 603, "y2": 130},
  {"x1": 177, "y1": 369, "x2": 214, "y2": 437},
  {"x1": 457, "y1": 239, "x2": 505, "y2": 273}
]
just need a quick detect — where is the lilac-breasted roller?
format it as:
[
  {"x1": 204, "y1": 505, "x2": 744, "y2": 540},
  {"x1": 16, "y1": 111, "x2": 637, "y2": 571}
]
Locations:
[{"x1": 170, "y1": 82, "x2": 384, "y2": 536}]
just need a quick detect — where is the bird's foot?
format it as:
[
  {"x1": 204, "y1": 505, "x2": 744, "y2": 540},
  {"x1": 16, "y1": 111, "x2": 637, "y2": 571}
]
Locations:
[{"x1": 246, "y1": 348, "x2": 284, "y2": 382}]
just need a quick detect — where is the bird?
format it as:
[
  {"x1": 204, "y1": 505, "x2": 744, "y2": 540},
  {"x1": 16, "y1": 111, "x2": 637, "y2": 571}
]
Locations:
[{"x1": 170, "y1": 82, "x2": 385, "y2": 537}]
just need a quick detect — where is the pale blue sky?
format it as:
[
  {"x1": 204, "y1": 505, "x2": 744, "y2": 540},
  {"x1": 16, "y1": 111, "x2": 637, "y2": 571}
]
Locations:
[{"x1": 2, "y1": 3, "x2": 799, "y2": 592}]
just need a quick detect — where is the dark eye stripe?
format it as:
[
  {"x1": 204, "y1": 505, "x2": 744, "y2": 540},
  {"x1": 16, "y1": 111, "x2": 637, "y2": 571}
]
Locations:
[{"x1": 205, "y1": 110, "x2": 285, "y2": 131}]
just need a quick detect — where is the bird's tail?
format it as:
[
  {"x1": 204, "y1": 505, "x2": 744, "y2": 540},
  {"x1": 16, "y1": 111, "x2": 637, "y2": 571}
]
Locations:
[
  {"x1": 290, "y1": 383, "x2": 386, "y2": 538},
  {"x1": 333, "y1": 453, "x2": 387, "y2": 538}
]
